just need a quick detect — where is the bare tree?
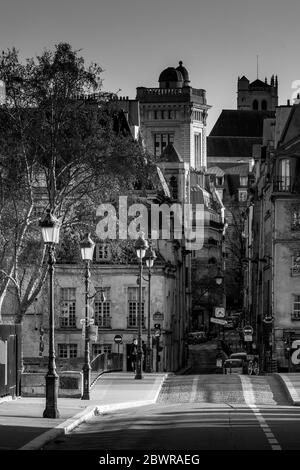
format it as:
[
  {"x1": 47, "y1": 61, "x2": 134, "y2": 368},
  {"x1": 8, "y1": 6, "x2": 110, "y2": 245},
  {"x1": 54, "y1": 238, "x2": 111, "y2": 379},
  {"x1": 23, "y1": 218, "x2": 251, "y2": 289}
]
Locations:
[{"x1": 0, "y1": 43, "x2": 157, "y2": 322}]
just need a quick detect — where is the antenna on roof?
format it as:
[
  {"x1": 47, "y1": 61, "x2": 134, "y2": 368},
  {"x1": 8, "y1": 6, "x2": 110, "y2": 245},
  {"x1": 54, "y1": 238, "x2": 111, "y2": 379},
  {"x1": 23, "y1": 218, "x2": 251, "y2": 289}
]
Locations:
[{"x1": 256, "y1": 55, "x2": 259, "y2": 79}]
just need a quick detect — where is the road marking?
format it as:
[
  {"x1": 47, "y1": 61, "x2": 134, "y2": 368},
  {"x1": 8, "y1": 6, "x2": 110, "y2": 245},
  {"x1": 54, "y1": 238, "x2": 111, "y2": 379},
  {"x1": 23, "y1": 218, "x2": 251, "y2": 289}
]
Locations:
[
  {"x1": 189, "y1": 377, "x2": 199, "y2": 403},
  {"x1": 240, "y1": 375, "x2": 282, "y2": 450}
]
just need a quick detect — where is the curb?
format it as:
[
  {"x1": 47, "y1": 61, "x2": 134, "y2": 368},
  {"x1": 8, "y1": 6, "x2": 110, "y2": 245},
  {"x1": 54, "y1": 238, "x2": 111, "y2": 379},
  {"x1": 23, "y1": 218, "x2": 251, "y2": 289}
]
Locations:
[
  {"x1": 273, "y1": 373, "x2": 300, "y2": 406},
  {"x1": 19, "y1": 373, "x2": 168, "y2": 450},
  {"x1": 0, "y1": 395, "x2": 13, "y2": 405}
]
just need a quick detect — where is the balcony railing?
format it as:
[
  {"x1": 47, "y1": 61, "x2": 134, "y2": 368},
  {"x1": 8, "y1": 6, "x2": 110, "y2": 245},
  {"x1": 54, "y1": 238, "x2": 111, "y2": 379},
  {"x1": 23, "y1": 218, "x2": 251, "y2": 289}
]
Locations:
[
  {"x1": 127, "y1": 317, "x2": 146, "y2": 329},
  {"x1": 273, "y1": 177, "x2": 291, "y2": 192}
]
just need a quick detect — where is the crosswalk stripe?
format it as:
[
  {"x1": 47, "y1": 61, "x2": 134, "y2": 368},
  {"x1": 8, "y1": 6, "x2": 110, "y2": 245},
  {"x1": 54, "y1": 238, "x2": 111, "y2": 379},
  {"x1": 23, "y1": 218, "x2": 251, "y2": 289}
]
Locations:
[{"x1": 240, "y1": 375, "x2": 282, "y2": 451}]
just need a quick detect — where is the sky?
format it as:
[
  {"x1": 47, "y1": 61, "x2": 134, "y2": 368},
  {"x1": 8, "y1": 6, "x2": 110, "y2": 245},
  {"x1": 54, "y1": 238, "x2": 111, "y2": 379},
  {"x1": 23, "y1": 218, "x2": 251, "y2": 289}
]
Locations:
[{"x1": 0, "y1": 0, "x2": 300, "y2": 132}]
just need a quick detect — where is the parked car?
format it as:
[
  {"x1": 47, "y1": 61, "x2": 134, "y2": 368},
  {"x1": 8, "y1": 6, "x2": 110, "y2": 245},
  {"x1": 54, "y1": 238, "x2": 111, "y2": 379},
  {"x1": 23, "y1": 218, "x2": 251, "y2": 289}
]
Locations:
[
  {"x1": 230, "y1": 352, "x2": 248, "y2": 374},
  {"x1": 229, "y1": 352, "x2": 260, "y2": 375},
  {"x1": 187, "y1": 331, "x2": 207, "y2": 344},
  {"x1": 223, "y1": 358, "x2": 244, "y2": 374}
]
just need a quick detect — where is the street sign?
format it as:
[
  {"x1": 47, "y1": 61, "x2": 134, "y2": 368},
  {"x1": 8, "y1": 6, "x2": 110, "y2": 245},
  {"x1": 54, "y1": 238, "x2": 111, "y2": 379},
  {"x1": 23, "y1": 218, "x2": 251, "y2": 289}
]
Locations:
[
  {"x1": 244, "y1": 334, "x2": 253, "y2": 342},
  {"x1": 153, "y1": 311, "x2": 164, "y2": 321},
  {"x1": 243, "y1": 325, "x2": 254, "y2": 335},
  {"x1": 210, "y1": 317, "x2": 228, "y2": 325},
  {"x1": 214, "y1": 307, "x2": 225, "y2": 318},
  {"x1": 114, "y1": 334, "x2": 123, "y2": 344},
  {"x1": 80, "y1": 318, "x2": 94, "y2": 325},
  {"x1": 154, "y1": 329, "x2": 161, "y2": 337}
]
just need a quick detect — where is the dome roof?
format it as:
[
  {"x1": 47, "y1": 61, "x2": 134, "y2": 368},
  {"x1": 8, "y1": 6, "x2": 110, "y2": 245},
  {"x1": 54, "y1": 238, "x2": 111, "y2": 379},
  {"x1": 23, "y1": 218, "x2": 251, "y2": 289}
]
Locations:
[
  {"x1": 159, "y1": 67, "x2": 183, "y2": 83},
  {"x1": 176, "y1": 61, "x2": 189, "y2": 82}
]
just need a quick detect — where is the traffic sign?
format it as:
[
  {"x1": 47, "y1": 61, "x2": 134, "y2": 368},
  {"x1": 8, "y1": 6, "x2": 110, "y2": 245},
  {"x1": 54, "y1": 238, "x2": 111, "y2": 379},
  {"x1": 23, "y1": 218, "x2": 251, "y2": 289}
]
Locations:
[
  {"x1": 214, "y1": 307, "x2": 225, "y2": 318},
  {"x1": 154, "y1": 329, "x2": 161, "y2": 337},
  {"x1": 263, "y1": 316, "x2": 274, "y2": 324},
  {"x1": 114, "y1": 334, "x2": 123, "y2": 344},
  {"x1": 243, "y1": 325, "x2": 253, "y2": 335},
  {"x1": 210, "y1": 317, "x2": 228, "y2": 325},
  {"x1": 244, "y1": 334, "x2": 253, "y2": 342}
]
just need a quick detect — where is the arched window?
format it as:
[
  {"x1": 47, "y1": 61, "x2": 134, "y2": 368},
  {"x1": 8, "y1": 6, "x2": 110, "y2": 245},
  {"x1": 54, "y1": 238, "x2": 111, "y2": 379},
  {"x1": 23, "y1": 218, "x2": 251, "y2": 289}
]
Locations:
[
  {"x1": 252, "y1": 100, "x2": 259, "y2": 110},
  {"x1": 261, "y1": 99, "x2": 267, "y2": 110}
]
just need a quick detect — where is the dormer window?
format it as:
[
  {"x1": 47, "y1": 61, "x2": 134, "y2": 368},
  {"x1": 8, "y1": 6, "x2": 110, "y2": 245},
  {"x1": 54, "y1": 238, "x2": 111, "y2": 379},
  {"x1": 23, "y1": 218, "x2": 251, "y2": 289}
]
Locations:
[
  {"x1": 94, "y1": 243, "x2": 111, "y2": 262},
  {"x1": 278, "y1": 159, "x2": 290, "y2": 191},
  {"x1": 240, "y1": 176, "x2": 248, "y2": 187}
]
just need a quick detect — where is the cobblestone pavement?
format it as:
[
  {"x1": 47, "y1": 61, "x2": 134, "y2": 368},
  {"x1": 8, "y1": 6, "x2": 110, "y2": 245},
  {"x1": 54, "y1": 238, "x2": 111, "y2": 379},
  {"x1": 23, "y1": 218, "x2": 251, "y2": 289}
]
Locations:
[
  {"x1": 157, "y1": 374, "x2": 289, "y2": 405},
  {"x1": 41, "y1": 373, "x2": 295, "y2": 451}
]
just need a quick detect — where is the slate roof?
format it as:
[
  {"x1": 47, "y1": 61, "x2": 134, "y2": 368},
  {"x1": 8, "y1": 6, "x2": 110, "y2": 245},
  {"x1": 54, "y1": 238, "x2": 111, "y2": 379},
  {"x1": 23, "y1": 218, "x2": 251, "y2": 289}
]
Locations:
[
  {"x1": 249, "y1": 79, "x2": 271, "y2": 89},
  {"x1": 160, "y1": 143, "x2": 183, "y2": 162},
  {"x1": 209, "y1": 110, "x2": 275, "y2": 137},
  {"x1": 224, "y1": 164, "x2": 250, "y2": 176},
  {"x1": 207, "y1": 136, "x2": 261, "y2": 157},
  {"x1": 206, "y1": 166, "x2": 225, "y2": 177}
]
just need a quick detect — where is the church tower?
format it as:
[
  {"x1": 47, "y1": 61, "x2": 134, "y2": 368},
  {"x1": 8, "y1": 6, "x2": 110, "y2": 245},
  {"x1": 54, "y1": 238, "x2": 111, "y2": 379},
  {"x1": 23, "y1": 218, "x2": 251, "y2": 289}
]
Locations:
[
  {"x1": 237, "y1": 75, "x2": 278, "y2": 111},
  {"x1": 136, "y1": 61, "x2": 210, "y2": 171}
]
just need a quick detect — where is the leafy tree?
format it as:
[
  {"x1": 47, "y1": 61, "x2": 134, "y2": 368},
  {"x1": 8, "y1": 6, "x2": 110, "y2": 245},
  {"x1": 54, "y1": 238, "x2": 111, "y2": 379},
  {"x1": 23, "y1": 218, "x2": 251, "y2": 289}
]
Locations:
[{"x1": 0, "y1": 43, "x2": 157, "y2": 322}]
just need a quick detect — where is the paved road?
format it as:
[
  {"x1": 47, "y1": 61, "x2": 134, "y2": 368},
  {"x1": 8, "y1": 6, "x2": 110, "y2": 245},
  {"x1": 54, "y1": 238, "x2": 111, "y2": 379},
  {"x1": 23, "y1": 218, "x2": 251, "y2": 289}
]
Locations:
[{"x1": 41, "y1": 373, "x2": 299, "y2": 451}]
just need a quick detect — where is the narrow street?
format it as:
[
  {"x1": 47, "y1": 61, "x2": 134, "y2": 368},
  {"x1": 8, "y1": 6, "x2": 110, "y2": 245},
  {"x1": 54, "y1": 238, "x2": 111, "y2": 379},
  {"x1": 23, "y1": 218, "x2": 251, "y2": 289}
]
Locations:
[{"x1": 41, "y1": 371, "x2": 298, "y2": 451}]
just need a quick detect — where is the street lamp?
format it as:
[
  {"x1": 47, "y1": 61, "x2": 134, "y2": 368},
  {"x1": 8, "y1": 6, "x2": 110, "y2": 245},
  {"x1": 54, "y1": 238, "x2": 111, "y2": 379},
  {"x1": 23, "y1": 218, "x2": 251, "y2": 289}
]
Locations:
[
  {"x1": 80, "y1": 233, "x2": 95, "y2": 400},
  {"x1": 135, "y1": 233, "x2": 148, "y2": 379},
  {"x1": 214, "y1": 265, "x2": 225, "y2": 366},
  {"x1": 39, "y1": 209, "x2": 61, "y2": 418},
  {"x1": 214, "y1": 266, "x2": 224, "y2": 286},
  {"x1": 144, "y1": 245, "x2": 157, "y2": 373}
]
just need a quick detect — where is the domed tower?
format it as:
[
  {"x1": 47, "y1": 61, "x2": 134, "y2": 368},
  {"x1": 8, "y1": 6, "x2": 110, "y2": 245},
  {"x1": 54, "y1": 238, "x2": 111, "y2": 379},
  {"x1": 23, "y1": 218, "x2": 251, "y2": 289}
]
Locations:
[
  {"x1": 158, "y1": 67, "x2": 183, "y2": 89},
  {"x1": 136, "y1": 60, "x2": 210, "y2": 170}
]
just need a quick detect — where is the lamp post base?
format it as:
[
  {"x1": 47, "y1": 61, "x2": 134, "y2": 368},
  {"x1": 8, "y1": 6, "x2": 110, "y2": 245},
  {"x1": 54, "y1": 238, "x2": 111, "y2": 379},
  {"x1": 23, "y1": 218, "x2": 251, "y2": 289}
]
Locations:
[
  {"x1": 43, "y1": 373, "x2": 60, "y2": 418},
  {"x1": 81, "y1": 365, "x2": 91, "y2": 400}
]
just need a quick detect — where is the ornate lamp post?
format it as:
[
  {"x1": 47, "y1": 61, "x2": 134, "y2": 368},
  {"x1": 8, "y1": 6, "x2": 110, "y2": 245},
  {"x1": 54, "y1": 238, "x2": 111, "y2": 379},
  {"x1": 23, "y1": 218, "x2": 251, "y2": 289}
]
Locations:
[
  {"x1": 135, "y1": 233, "x2": 148, "y2": 379},
  {"x1": 144, "y1": 245, "x2": 156, "y2": 373},
  {"x1": 80, "y1": 233, "x2": 95, "y2": 400},
  {"x1": 214, "y1": 265, "x2": 225, "y2": 365},
  {"x1": 39, "y1": 209, "x2": 61, "y2": 418}
]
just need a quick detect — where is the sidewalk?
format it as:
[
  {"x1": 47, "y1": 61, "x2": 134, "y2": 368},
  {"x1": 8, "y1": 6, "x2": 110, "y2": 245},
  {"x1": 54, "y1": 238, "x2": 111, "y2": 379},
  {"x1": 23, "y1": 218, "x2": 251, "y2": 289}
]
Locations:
[
  {"x1": 274, "y1": 372, "x2": 300, "y2": 405},
  {"x1": 0, "y1": 372, "x2": 168, "y2": 451}
]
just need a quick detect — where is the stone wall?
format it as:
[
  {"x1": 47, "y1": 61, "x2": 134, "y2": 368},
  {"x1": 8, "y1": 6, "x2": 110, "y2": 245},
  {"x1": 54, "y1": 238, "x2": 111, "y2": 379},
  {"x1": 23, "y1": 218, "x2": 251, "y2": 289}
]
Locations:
[{"x1": 21, "y1": 371, "x2": 82, "y2": 397}]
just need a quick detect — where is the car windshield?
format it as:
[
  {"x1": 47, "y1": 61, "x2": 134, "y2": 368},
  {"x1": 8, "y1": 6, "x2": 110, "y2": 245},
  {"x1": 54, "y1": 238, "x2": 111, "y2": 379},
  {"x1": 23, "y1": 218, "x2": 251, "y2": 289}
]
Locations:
[{"x1": 224, "y1": 359, "x2": 243, "y2": 367}]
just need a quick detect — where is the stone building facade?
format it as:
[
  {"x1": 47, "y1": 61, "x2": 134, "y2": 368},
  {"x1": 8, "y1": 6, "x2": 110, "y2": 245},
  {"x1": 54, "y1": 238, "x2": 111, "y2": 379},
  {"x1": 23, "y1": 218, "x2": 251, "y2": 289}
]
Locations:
[{"x1": 244, "y1": 102, "x2": 300, "y2": 371}]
